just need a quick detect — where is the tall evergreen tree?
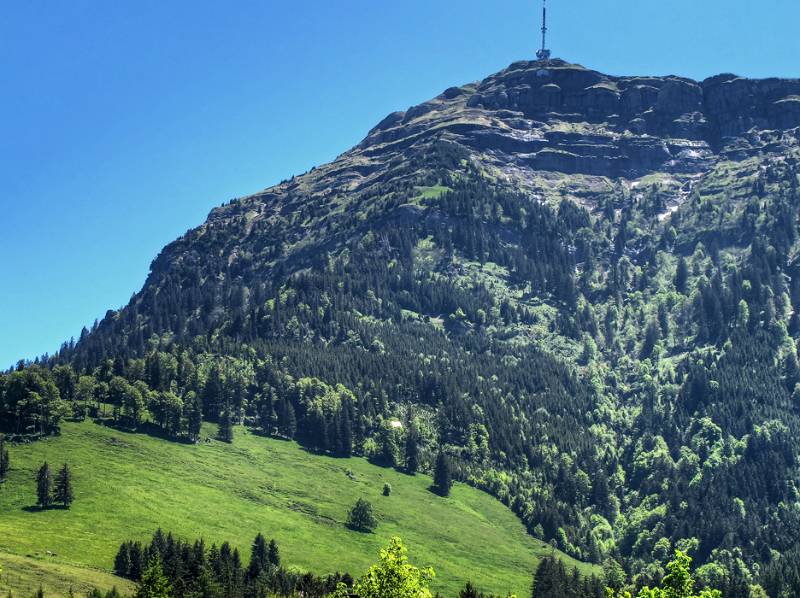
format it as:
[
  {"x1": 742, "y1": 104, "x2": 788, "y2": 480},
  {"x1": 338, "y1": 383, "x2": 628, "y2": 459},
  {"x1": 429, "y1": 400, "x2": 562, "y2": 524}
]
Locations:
[
  {"x1": 404, "y1": 426, "x2": 420, "y2": 475},
  {"x1": 531, "y1": 555, "x2": 569, "y2": 598},
  {"x1": 36, "y1": 462, "x2": 52, "y2": 508},
  {"x1": 340, "y1": 404, "x2": 353, "y2": 457},
  {"x1": 115, "y1": 542, "x2": 132, "y2": 578},
  {"x1": 186, "y1": 392, "x2": 203, "y2": 444},
  {"x1": 54, "y1": 462, "x2": 75, "y2": 507},
  {"x1": 0, "y1": 434, "x2": 9, "y2": 481},
  {"x1": 267, "y1": 539, "x2": 280, "y2": 568},
  {"x1": 246, "y1": 533, "x2": 268, "y2": 581},
  {"x1": 129, "y1": 541, "x2": 145, "y2": 580},
  {"x1": 259, "y1": 401, "x2": 273, "y2": 436},
  {"x1": 675, "y1": 256, "x2": 689, "y2": 294},
  {"x1": 433, "y1": 450, "x2": 452, "y2": 497},
  {"x1": 218, "y1": 401, "x2": 234, "y2": 443},
  {"x1": 135, "y1": 557, "x2": 172, "y2": 598},
  {"x1": 280, "y1": 400, "x2": 296, "y2": 439}
]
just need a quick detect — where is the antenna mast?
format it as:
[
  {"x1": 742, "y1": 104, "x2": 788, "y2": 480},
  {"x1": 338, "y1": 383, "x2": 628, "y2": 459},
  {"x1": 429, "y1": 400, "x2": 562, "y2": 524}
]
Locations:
[{"x1": 536, "y1": 0, "x2": 551, "y2": 61}]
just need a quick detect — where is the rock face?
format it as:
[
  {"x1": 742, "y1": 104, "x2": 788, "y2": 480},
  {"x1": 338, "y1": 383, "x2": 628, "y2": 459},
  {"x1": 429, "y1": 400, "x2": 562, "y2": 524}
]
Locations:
[
  {"x1": 351, "y1": 59, "x2": 800, "y2": 181},
  {"x1": 464, "y1": 60, "x2": 800, "y2": 142},
  {"x1": 193, "y1": 58, "x2": 800, "y2": 258}
]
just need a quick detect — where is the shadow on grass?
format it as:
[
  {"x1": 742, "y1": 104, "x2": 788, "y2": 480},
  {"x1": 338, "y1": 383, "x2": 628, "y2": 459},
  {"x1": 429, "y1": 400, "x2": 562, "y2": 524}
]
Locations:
[
  {"x1": 22, "y1": 505, "x2": 71, "y2": 512},
  {"x1": 93, "y1": 419, "x2": 195, "y2": 445},
  {"x1": 427, "y1": 485, "x2": 450, "y2": 498}
]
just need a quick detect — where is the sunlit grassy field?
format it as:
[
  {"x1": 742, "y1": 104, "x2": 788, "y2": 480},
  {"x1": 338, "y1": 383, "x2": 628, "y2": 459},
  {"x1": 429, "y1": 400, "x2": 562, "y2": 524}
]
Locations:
[{"x1": 0, "y1": 421, "x2": 596, "y2": 596}]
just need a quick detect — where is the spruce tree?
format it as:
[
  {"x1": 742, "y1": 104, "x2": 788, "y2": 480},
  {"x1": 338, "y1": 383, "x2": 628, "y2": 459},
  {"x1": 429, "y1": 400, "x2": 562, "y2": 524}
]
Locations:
[
  {"x1": 186, "y1": 392, "x2": 202, "y2": 444},
  {"x1": 218, "y1": 401, "x2": 234, "y2": 443},
  {"x1": 281, "y1": 401, "x2": 296, "y2": 439},
  {"x1": 115, "y1": 542, "x2": 132, "y2": 578},
  {"x1": 246, "y1": 533, "x2": 268, "y2": 581},
  {"x1": 267, "y1": 539, "x2": 280, "y2": 568},
  {"x1": 404, "y1": 426, "x2": 420, "y2": 475},
  {"x1": 54, "y1": 463, "x2": 75, "y2": 507},
  {"x1": 340, "y1": 405, "x2": 353, "y2": 457},
  {"x1": 459, "y1": 581, "x2": 480, "y2": 598},
  {"x1": 135, "y1": 557, "x2": 172, "y2": 598},
  {"x1": 379, "y1": 428, "x2": 396, "y2": 468},
  {"x1": 675, "y1": 256, "x2": 689, "y2": 294},
  {"x1": 0, "y1": 435, "x2": 9, "y2": 481},
  {"x1": 129, "y1": 542, "x2": 145, "y2": 580},
  {"x1": 259, "y1": 402, "x2": 272, "y2": 436},
  {"x1": 433, "y1": 450, "x2": 452, "y2": 497},
  {"x1": 36, "y1": 462, "x2": 52, "y2": 508}
]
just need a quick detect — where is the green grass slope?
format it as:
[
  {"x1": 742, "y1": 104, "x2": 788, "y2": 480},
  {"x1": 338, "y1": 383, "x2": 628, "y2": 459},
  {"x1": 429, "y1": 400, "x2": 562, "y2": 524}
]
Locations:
[
  {"x1": 0, "y1": 421, "x2": 596, "y2": 596},
  {"x1": 0, "y1": 551, "x2": 134, "y2": 598}
]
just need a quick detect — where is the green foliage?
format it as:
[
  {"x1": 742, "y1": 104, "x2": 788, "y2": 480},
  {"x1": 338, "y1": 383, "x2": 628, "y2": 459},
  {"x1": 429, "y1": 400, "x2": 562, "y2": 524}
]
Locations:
[
  {"x1": 346, "y1": 498, "x2": 378, "y2": 532},
  {"x1": 433, "y1": 451, "x2": 452, "y2": 497},
  {"x1": 606, "y1": 551, "x2": 721, "y2": 598},
  {"x1": 0, "y1": 435, "x2": 9, "y2": 481},
  {"x1": 330, "y1": 537, "x2": 434, "y2": 598},
  {"x1": 135, "y1": 558, "x2": 171, "y2": 598},
  {"x1": 54, "y1": 463, "x2": 74, "y2": 508},
  {"x1": 36, "y1": 462, "x2": 52, "y2": 508}
]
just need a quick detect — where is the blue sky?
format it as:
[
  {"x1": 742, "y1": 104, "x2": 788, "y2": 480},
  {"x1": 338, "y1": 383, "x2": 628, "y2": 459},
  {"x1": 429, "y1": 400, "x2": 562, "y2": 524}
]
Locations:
[{"x1": 1, "y1": 0, "x2": 799, "y2": 368}]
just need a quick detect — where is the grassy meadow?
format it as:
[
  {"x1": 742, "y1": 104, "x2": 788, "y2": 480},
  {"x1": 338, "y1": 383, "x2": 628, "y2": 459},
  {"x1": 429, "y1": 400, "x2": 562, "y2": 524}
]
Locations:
[{"x1": 0, "y1": 421, "x2": 596, "y2": 596}]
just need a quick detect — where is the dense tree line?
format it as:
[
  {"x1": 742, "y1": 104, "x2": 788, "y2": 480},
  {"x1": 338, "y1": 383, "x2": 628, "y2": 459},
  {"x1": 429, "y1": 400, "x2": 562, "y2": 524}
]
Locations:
[{"x1": 114, "y1": 529, "x2": 350, "y2": 598}]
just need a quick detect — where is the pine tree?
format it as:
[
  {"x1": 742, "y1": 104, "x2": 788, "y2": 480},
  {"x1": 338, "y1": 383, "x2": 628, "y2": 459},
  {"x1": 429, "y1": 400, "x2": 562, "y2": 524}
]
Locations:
[
  {"x1": 281, "y1": 401, "x2": 296, "y2": 439},
  {"x1": 186, "y1": 392, "x2": 202, "y2": 443},
  {"x1": 259, "y1": 402, "x2": 272, "y2": 436},
  {"x1": 0, "y1": 435, "x2": 9, "y2": 481},
  {"x1": 115, "y1": 542, "x2": 132, "y2": 577},
  {"x1": 246, "y1": 533, "x2": 268, "y2": 581},
  {"x1": 135, "y1": 557, "x2": 172, "y2": 598},
  {"x1": 218, "y1": 401, "x2": 234, "y2": 443},
  {"x1": 129, "y1": 542, "x2": 145, "y2": 580},
  {"x1": 675, "y1": 256, "x2": 689, "y2": 294},
  {"x1": 36, "y1": 462, "x2": 52, "y2": 508},
  {"x1": 340, "y1": 405, "x2": 353, "y2": 457},
  {"x1": 786, "y1": 350, "x2": 800, "y2": 392},
  {"x1": 433, "y1": 450, "x2": 452, "y2": 497},
  {"x1": 267, "y1": 539, "x2": 280, "y2": 568},
  {"x1": 532, "y1": 556, "x2": 568, "y2": 598},
  {"x1": 379, "y1": 428, "x2": 396, "y2": 468},
  {"x1": 459, "y1": 581, "x2": 480, "y2": 598},
  {"x1": 404, "y1": 426, "x2": 420, "y2": 475},
  {"x1": 54, "y1": 463, "x2": 75, "y2": 508}
]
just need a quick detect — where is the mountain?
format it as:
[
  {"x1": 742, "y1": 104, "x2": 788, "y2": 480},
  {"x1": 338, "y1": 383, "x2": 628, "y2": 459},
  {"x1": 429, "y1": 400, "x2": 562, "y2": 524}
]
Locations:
[{"x1": 5, "y1": 58, "x2": 800, "y2": 595}]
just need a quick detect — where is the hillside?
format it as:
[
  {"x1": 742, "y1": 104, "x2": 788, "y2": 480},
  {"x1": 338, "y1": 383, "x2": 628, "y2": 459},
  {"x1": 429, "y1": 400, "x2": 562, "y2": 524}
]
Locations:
[
  {"x1": 0, "y1": 420, "x2": 592, "y2": 596},
  {"x1": 0, "y1": 552, "x2": 134, "y2": 598},
  {"x1": 4, "y1": 57, "x2": 800, "y2": 596}
]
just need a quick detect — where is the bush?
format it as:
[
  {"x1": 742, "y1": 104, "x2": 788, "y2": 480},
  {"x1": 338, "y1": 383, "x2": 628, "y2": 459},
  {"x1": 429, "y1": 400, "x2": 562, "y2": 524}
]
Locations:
[{"x1": 347, "y1": 498, "x2": 378, "y2": 533}]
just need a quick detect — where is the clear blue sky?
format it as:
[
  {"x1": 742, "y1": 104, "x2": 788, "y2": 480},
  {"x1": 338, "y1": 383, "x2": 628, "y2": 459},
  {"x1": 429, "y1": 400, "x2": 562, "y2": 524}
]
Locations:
[{"x1": 1, "y1": 0, "x2": 798, "y2": 369}]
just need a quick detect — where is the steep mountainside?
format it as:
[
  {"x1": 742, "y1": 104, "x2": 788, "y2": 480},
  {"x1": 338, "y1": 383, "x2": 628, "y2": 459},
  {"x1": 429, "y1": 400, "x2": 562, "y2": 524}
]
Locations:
[{"x1": 9, "y1": 59, "x2": 800, "y2": 594}]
